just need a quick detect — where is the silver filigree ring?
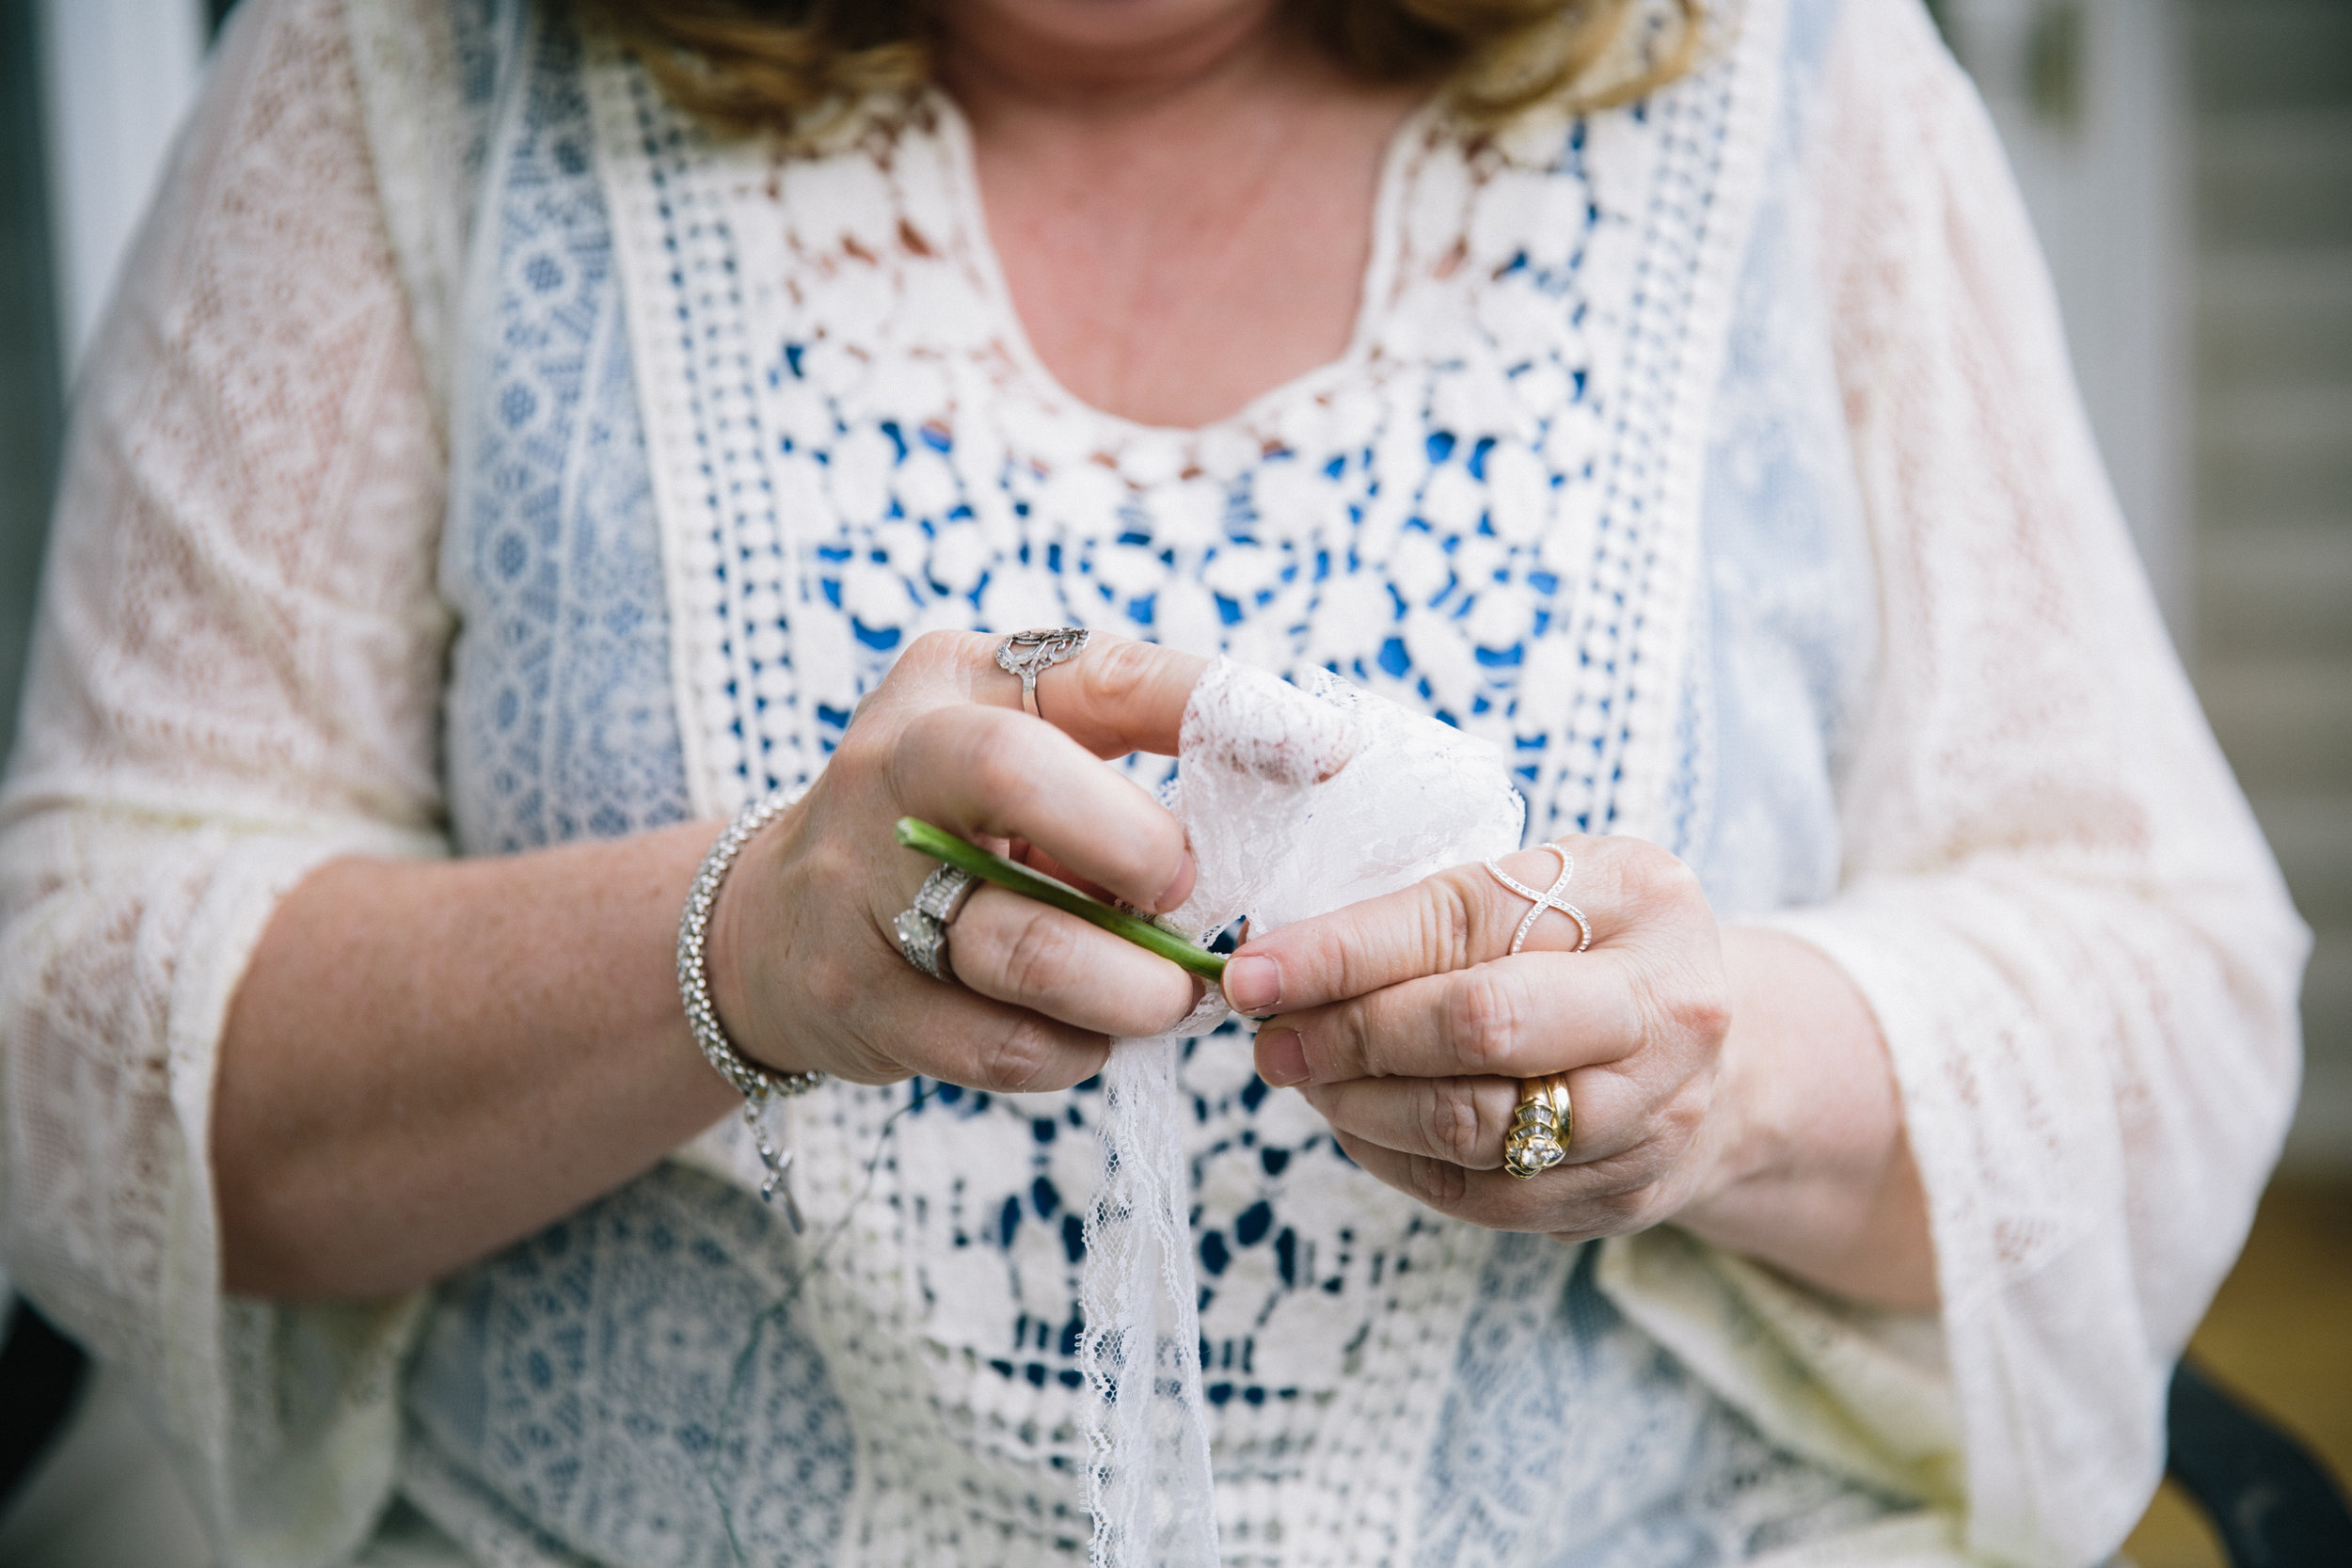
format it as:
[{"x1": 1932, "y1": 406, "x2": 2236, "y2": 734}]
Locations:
[
  {"x1": 895, "y1": 863, "x2": 977, "y2": 980},
  {"x1": 995, "y1": 626, "x2": 1091, "y2": 720}
]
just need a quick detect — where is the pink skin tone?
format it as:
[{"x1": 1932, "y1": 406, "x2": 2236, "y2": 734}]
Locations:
[{"x1": 213, "y1": 0, "x2": 1932, "y2": 1311}]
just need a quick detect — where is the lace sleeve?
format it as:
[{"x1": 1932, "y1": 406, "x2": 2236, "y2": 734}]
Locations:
[
  {"x1": 0, "y1": 0, "x2": 453, "y2": 1559},
  {"x1": 1599, "y1": 5, "x2": 2308, "y2": 1565}
]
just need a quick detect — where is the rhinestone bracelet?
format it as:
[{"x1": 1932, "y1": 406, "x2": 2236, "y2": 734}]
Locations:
[{"x1": 678, "y1": 783, "x2": 825, "y2": 1220}]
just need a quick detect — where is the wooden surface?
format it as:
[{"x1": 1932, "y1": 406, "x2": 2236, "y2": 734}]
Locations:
[{"x1": 2122, "y1": 1178, "x2": 2352, "y2": 1567}]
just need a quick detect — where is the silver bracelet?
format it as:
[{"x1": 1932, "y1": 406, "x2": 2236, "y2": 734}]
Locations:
[{"x1": 678, "y1": 783, "x2": 825, "y2": 1220}]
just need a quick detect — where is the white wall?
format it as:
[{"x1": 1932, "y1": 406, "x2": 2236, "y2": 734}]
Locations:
[
  {"x1": 1939, "y1": 0, "x2": 2195, "y2": 647},
  {"x1": 35, "y1": 0, "x2": 209, "y2": 372}
]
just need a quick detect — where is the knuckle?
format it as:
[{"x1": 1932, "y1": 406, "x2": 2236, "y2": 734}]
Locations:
[
  {"x1": 803, "y1": 831, "x2": 863, "y2": 897},
  {"x1": 1402, "y1": 1153, "x2": 1470, "y2": 1212},
  {"x1": 1074, "y1": 634, "x2": 1151, "y2": 707},
  {"x1": 1442, "y1": 969, "x2": 1524, "y2": 1072},
  {"x1": 1617, "y1": 839, "x2": 1705, "y2": 910},
  {"x1": 1480, "y1": 1184, "x2": 1550, "y2": 1233},
  {"x1": 973, "y1": 1017, "x2": 1063, "y2": 1094},
  {"x1": 998, "y1": 907, "x2": 1083, "y2": 1000},
  {"x1": 1633, "y1": 963, "x2": 1730, "y2": 1054},
  {"x1": 831, "y1": 723, "x2": 892, "y2": 780},
  {"x1": 1422, "y1": 1078, "x2": 1499, "y2": 1166},
  {"x1": 1424, "y1": 876, "x2": 1482, "y2": 972},
  {"x1": 882, "y1": 706, "x2": 954, "y2": 798},
  {"x1": 1584, "y1": 1182, "x2": 1657, "y2": 1234},
  {"x1": 803, "y1": 949, "x2": 861, "y2": 1017},
  {"x1": 1300, "y1": 923, "x2": 1369, "y2": 1004},
  {"x1": 1672, "y1": 984, "x2": 1733, "y2": 1049},
  {"x1": 962, "y1": 721, "x2": 1036, "y2": 815},
  {"x1": 903, "y1": 627, "x2": 978, "y2": 678}
]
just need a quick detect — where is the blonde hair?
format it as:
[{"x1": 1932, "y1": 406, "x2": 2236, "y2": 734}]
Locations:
[{"x1": 584, "y1": 0, "x2": 1706, "y2": 148}]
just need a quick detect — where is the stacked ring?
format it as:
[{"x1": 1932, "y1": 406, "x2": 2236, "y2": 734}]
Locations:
[
  {"x1": 1502, "y1": 1072, "x2": 1573, "y2": 1180},
  {"x1": 895, "y1": 864, "x2": 978, "y2": 980}
]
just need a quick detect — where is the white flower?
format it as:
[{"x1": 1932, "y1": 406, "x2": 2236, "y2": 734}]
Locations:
[
  {"x1": 1404, "y1": 606, "x2": 1479, "y2": 712},
  {"x1": 747, "y1": 622, "x2": 790, "y2": 665},
  {"x1": 1196, "y1": 425, "x2": 1260, "y2": 483},
  {"x1": 1326, "y1": 388, "x2": 1385, "y2": 451},
  {"x1": 1306, "y1": 571, "x2": 1393, "y2": 670},
  {"x1": 1092, "y1": 542, "x2": 1167, "y2": 600},
  {"x1": 1543, "y1": 402, "x2": 1606, "y2": 478},
  {"x1": 1485, "y1": 442, "x2": 1552, "y2": 546},
  {"x1": 1035, "y1": 457, "x2": 1126, "y2": 534},
  {"x1": 771, "y1": 373, "x2": 835, "y2": 451},
  {"x1": 1475, "y1": 275, "x2": 1574, "y2": 359},
  {"x1": 1389, "y1": 529, "x2": 1454, "y2": 606},
  {"x1": 978, "y1": 562, "x2": 1068, "y2": 632},
  {"x1": 1520, "y1": 626, "x2": 1584, "y2": 711},
  {"x1": 1582, "y1": 109, "x2": 1659, "y2": 224},
  {"x1": 1465, "y1": 584, "x2": 1531, "y2": 650},
  {"x1": 1250, "y1": 459, "x2": 1335, "y2": 540},
  {"x1": 892, "y1": 443, "x2": 961, "y2": 521},
  {"x1": 1148, "y1": 478, "x2": 1227, "y2": 552},
  {"x1": 1507, "y1": 358, "x2": 1568, "y2": 428},
  {"x1": 819, "y1": 264, "x2": 894, "y2": 356},
  {"x1": 841, "y1": 560, "x2": 913, "y2": 629},
  {"x1": 1201, "y1": 542, "x2": 1278, "y2": 601},
  {"x1": 1405, "y1": 146, "x2": 1472, "y2": 263},
  {"x1": 927, "y1": 522, "x2": 989, "y2": 595},
  {"x1": 1118, "y1": 431, "x2": 1186, "y2": 487},
  {"x1": 1543, "y1": 479, "x2": 1603, "y2": 574},
  {"x1": 1453, "y1": 533, "x2": 1506, "y2": 591},
  {"x1": 1154, "y1": 577, "x2": 1225, "y2": 657},
  {"x1": 1467, "y1": 167, "x2": 1548, "y2": 264},
  {"x1": 872, "y1": 521, "x2": 928, "y2": 571},
  {"x1": 1421, "y1": 461, "x2": 1486, "y2": 537},
  {"x1": 826, "y1": 424, "x2": 897, "y2": 525}
]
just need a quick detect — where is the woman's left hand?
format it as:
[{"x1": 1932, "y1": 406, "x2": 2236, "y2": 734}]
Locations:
[{"x1": 1216, "y1": 836, "x2": 1740, "y2": 1243}]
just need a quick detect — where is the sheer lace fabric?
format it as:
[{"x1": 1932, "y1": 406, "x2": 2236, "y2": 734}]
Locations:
[
  {"x1": 1082, "y1": 662, "x2": 1528, "y2": 1566},
  {"x1": 0, "y1": 3, "x2": 2306, "y2": 1568},
  {"x1": 0, "y1": 0, "x2": 449, "y2": 1560},
  {"x1": 1727, "y1": 4, "x2": 2309, "y2": 1558}
]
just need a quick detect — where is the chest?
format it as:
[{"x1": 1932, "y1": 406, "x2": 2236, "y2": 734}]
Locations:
[
  {"x1": 625, "y1": 93, "x2": 1708, "y2": 845},
  {"x1": 967, "y1": 84, "x2": 1422, "y2": 431}
]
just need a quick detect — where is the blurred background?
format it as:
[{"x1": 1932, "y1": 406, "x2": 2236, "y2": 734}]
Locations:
[{"x1": 0, "y1": 0, "x2": 2343, "y2": 1563}]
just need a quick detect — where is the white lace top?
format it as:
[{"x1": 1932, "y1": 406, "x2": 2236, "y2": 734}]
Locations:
[{"x1": 0, "y1": 0, "x2": 2307, "y2": 1564}]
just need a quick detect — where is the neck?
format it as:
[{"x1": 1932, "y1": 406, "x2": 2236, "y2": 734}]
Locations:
[{"x1": 936, "y1": 1, "x2": 1303, "y2": 127}]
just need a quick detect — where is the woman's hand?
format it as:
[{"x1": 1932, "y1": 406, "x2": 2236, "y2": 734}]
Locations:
[
  {"x1": 708, "y1": 629, "x2": 1211, "y2": 1095},
  {"x1": 1217, "y1": 837, "x2": 1937, "y2": 1307},
  {"x1": 1220, "y1": 837, "x2": 1736, "y2": 1237}
]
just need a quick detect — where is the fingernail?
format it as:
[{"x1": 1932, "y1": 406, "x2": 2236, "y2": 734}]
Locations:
[
  {"x1": 1222, "y1": 954, "x2": 1280, "y2": 1015},
  {"x1": 1257, "y1": 1027, "x2": 1309, "y2": 1088},
  {"x1": 1153, "y1": 851, "x2": 1197, "y2": 913}
]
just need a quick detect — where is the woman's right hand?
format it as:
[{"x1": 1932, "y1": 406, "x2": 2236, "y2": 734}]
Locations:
[{"x1": 707, "y1": 629, "x2": 1211, "y2": 1094}]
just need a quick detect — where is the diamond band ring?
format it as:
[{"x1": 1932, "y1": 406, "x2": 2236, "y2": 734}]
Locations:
[{"x1": 895, "y1": 863, "x2": 978, "y2": 980}]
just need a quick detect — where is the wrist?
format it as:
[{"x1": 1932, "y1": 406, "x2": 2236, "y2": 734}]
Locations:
[
  {"x1": 1674, "y1": 927, "x2": 1801, "y2": 1221},
  {"x1": 684, "y1": 785, "x2": 824, "y2": 1090},
  {"x1": 1669, "y1": 927, "x2": 1938, "y2": 1310}
]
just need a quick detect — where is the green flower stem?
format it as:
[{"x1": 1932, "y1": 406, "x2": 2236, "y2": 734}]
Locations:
[{"x1": 894, "y1": 816, "x2": 1226, "y2": 982}]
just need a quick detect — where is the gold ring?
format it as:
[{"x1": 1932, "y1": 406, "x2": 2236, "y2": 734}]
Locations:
[{"x1": 1503, "y1": 1072, "x2": 1572, "y2": 1180}]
